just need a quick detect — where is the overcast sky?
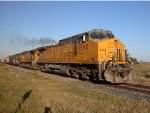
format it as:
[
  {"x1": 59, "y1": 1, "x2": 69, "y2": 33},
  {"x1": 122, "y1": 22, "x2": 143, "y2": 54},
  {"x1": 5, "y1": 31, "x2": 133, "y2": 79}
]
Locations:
[{"x1": 0, "y1": 1, "x2": 150, "y2": 61}]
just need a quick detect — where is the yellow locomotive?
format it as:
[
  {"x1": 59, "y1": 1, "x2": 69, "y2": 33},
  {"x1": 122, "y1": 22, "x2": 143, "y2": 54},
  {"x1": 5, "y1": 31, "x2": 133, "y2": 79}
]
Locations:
[{"x1": 11, "y1": 29, "x2": 132, "y2": 83}]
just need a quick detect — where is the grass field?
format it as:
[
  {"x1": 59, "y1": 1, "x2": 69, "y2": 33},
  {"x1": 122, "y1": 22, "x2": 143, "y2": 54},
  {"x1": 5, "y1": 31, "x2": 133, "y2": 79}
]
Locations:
[
  {"x1": 128, "y1": 62, "x2": 150, "y2": 86},
  {"x1": 0, "y1": 62, "x2": 150, "y2": 113}
]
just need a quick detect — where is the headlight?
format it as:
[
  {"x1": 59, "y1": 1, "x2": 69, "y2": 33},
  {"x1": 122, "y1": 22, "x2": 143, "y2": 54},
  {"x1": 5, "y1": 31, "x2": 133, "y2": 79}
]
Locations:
[
  {"x1": 114, "y1": 40, "x2": 117, "y2": 46},
  {"x1": 114, "y1": 58, "x2": 117, "y2": 61}
]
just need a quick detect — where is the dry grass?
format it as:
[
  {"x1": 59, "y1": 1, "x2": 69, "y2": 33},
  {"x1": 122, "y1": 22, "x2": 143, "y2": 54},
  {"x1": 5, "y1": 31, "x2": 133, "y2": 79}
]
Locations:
[
  {"x1": 128, "y1": 62, "x2": 150, "y2": 86},
  {"x1": 0, "y1": 62, "x2": 150, "y2": 113}
]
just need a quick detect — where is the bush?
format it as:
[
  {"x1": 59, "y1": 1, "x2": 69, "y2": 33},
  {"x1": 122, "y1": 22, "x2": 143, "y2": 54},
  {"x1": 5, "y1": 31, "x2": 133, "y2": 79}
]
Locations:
[
  {"x1": 125, "y1": 49, "x2": 138, "y2": 64},
  {"x1": 129, "y1": 57, "x2": 138, "y2": 64}
]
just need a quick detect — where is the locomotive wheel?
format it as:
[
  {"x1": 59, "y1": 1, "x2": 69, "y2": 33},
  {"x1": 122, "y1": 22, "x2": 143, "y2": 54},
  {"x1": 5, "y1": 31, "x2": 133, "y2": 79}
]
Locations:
[
  {"x1": 80, "y1": 73, "x2": 89, "y2": 80},
  {"x1": 70, "y1": 68, "x2": 79, "y2": 78},
  {"x1": 60, "y1": 65, "x2": 71, "y2": 76}
]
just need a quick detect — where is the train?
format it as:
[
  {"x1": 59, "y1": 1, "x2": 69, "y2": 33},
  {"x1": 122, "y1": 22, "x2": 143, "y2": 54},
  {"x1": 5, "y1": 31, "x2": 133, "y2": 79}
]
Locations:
[{"x1": 0, "y1": 29, "x2": 132, "y2": 83}]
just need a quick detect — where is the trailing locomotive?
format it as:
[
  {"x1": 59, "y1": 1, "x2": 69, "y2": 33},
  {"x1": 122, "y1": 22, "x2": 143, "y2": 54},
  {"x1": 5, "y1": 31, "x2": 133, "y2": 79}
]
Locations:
[{"x1": 2, "y1": 29, "x2": 132, "y2": 83}]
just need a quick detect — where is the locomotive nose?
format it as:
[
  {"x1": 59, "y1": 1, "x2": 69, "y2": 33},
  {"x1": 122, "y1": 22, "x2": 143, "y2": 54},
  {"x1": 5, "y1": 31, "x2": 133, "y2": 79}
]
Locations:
[
  {"x1": 102, "y1": 39, "x2": 132, "y2": 83},
  {"x1": 104, "y1": 67, "x2": 132, "y2": 83}
]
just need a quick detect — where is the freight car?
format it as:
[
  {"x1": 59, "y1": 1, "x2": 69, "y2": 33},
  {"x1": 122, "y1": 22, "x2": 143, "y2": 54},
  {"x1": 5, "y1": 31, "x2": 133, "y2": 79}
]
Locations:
[
  {"x1": 6, "y1": 29, "x2": 132, "y2": 83},
  {"x1": 12, "y1": 54, "x2": 19, "y2": 66},
  {"x1": 3, "y1": 56, "x2": 12, "y2": 64}
]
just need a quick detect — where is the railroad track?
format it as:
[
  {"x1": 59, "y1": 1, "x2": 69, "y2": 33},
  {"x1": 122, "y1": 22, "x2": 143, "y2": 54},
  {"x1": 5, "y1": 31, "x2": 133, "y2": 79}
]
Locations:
[
  {"x1": 82, "y1": 79, "x2": 150, "y2": 96},
  {"x1": 7, "y1": 64, "x2": 150, "y2": 96},
  {"x1": 104, "y1": 83, "x2": 150, "y2": 95}
]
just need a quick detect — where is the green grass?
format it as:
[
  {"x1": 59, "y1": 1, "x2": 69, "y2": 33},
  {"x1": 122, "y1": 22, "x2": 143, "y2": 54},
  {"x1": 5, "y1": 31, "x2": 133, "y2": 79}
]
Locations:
[{"x1": 0, "y1": 62, "x2": 150, "y2": 113}]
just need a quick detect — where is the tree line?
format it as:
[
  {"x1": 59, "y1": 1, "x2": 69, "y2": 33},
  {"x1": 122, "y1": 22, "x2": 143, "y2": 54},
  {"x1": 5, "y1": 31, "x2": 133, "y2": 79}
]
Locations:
[{"x1": 125, "y1": 49, "x2": 138, "y2": 64}]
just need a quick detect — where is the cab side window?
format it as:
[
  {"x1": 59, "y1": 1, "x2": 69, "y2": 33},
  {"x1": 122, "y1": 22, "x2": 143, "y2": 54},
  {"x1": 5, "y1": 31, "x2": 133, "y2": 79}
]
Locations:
[{"x1": 78, "y1": 34, "x2": 88, "y2": 44}]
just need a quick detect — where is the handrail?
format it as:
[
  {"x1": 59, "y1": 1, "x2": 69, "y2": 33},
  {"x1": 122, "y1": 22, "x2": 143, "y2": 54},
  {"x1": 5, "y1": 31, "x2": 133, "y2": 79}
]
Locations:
[
  {"x1": 99, "y1": 48, "x2": 117, "y2": 70},
  {"x1": 100, "y1": 48, "x2": 117, "y2": 64}
]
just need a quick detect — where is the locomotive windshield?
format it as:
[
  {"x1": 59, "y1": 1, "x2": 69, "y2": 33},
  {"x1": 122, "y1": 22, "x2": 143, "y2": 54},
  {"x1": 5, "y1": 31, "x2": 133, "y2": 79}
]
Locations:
[{"x1": 90, "y1": 29, "x2": 114, "y2": 41}]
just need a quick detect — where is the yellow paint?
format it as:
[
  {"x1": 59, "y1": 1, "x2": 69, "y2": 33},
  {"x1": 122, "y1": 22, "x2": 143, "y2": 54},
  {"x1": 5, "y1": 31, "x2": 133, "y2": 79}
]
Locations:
[
  {"x1": 38, "y1": 36, "x2": 126, "y2": 65},
  {"x1": 19, "y1": 52, "x2": 32, "y2": 63},
  {"x1": 32, "y1": 50, "x2": 40, "y2": 63},
  {"x1": 114, "y1": 62, "x2": 127, "y2": 65},
  {"x1": 97, "y1": 38, "x2": 126, "y2": 64}
]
